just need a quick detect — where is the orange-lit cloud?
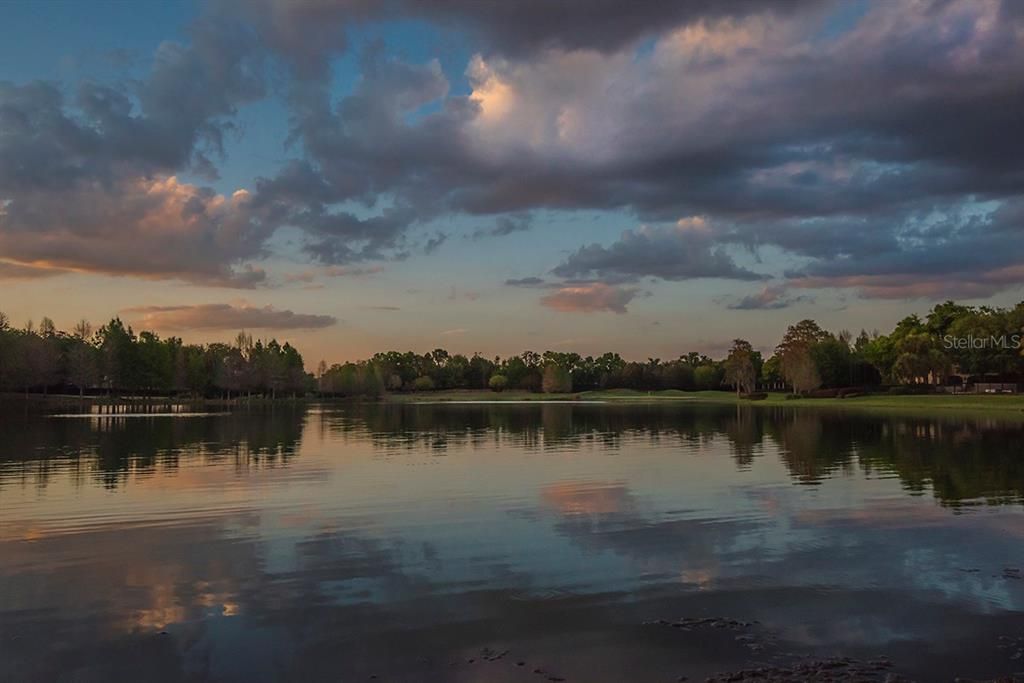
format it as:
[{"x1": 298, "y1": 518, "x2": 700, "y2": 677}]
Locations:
[
  {"x1": 540, "y1": 283, "x2": 639, "y2": 314},
  {"x1": 0, "y1": 260, "x2": 67, "y2": 280},
  {"x1": 124, "y1": 303, "x2": 337, "y2": 331},
  {"x1": 0, "y1": 176, "x2": 268, "y2": 287}
]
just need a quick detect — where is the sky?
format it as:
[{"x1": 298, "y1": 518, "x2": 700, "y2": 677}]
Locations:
[{"x1": 1, "y1": 0, "x2": 1023, "y2": 364}]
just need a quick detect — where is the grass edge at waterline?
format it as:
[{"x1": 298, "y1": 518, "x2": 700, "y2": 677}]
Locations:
[{"x1": 385, "y1": 388, "x2": 1024, "y2": 416}]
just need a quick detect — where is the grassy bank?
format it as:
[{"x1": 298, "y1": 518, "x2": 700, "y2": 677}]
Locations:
[
  {"x1": 386, "y1": 388, "x2": 1024, "y2": 416},
  {"x1": 8, "y1": 389, "x2": 1024, "y2": 418}
]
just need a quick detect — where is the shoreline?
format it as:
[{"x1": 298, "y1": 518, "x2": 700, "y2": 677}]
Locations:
[
  {"x1": 5, "y1": 389, "x2": 1024, "y2": 419},
  {"x1": 384, "y1": 388, "x2": 1024, "y2": 418}
]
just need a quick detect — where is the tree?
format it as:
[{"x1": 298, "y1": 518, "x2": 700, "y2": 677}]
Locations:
[
  {"x1": 542, "y1": 363, "x2": 572, "y2": 393},
  {"x1": 777, "y1": 319, "x2": 831, "y2": 355},
  {"x1": 776, "y1": 320, "x2": 829, "y2": 394},
  {"x1": 412, "y1": 375, "x2": 435, "y2": 391},
  {"x1": 724, "y1": 339, "x2": 757, "y2": 396},
  {"x1": 811, "y1": 336, "x2": 854, "y2": 387},
  {"x1": 73, "y1": 319, "x2": 92, "y2": 340},
  {"x1": 38, "y1": 317, "x2": 56, "y2": 337},
  {"x1": 97, "y1": 318, "x2": 137, "y2": 392},
  {"x1": 488, "y1": 374, "x2": 508, "y2": 392},
  {"x1": 25, "y1": 330, "x2": 61, "y2": 393},
  {"x1": 780, "y1": 345, "x2": 821, "y2": 394},
  {"x1": 693, "y1": 364, "x2": 721, "y2": 390},
  {"x1": 67, "y1": 341, "x2": 99, "y2": 397},
  {"x1": 892, "y1": 332, "x2": 949, "y2": 384},
  {"x1": 281, "y1": 342, "x2": 306, "y2": 396}
]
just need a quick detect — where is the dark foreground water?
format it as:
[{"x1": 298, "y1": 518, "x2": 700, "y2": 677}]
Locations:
[{"x1": 3, "y1": 402, "x2": 1024, "y2": 682}]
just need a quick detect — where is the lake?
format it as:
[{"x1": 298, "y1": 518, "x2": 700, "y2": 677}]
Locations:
[{"x1": 2, "y1": 402, "x2": 1024, "y2": 682}]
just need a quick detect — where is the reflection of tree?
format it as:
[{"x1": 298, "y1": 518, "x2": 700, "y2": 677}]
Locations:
[
  {"x1": 769, "y1": 411, "x2": 829, "y2": 483},
  {"x1": 855, "y1": 417, "x2": 1024, "y2": 506},
  {"x1": 755, "y1": 407, "x2": 1024, "y2": 505},
  {"x1": 6, "y1": 401, "x2": 1024, "y2": 507},
  {"x1": 327, "y1": 402, "x2": 753, "y2": 455},
  {"x1": 723, "y1": 405, "x2": 761, "y2": 468},
  {"x1": 328, "y1": 403, "x2": 1024, "y2": 507},
  {"x1": 0, "y1": 407, "x2": 306, "y2": 490}
]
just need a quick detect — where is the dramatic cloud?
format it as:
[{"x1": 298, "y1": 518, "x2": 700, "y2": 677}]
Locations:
[
  {"x1": 125, "y1": 303, "x2": 336, "y2": 331},
  {"x1": 3, "y1": 0, "x2": 1024, "y2": 305},
  {"x1": 0, "y1": 176, "x2": 269, "y2": 286},
  {"x1": 411, "y1": 0, "x2": 826, "y2": 56},
  {"x1": 0, "y1": 15, "x2": 268, "y2": 285},
  {"x1": 553, "y1": 218, "x2": 765, "y2": 283},
  {"x1": 783, "y1": 199, "x2": 1024, "y2": 299},
  {"x1": 540, "y1": 283, "x2": 640, "y2": 314},
  {"x1": 252, "y1": 0, "x2": 1024, "y2": 299}
]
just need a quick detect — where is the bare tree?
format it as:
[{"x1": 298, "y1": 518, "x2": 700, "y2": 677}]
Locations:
[
  {"x1": 73, "y1": 319, "x2": 92, "y2": 340},
  {"x1": 39, "y1": 317, "x2": 56, "y2": 337}
]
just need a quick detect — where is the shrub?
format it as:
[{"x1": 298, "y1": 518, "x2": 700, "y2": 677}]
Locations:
[
  {"x1": 412, "y1": 375, "x2": 435, "y2": 391},
  {"x1": 488, "y1": 374, "x2": 508, "y2": 392},
  {"x1": 693, "y1": 364, "x2": 721, "y2": 390},
  {"x1": 741, "y1": 392, "x2": 768, "y2": 401}
]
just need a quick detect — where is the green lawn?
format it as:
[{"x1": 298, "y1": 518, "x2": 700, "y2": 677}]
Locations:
[{"x1": 386, "y1": 388, "x2": 1024, "y2": 416}]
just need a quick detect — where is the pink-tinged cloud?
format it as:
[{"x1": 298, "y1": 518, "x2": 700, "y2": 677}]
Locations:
[
  {"x1": 540, "y1": 283, "x2": 639, "y2": 314},
  {"x1": 0, "y1": 260, "x2": 66, "y2": 280},
  {"x1": 124, "y1": 304, "x2": 336, "y2": 331},
  {"x1": 0, "y1": 176, "x2": 268, "y2": 287},
  {"x1": 788, "y1": 265, "x2": 1024, "y2": 300}
]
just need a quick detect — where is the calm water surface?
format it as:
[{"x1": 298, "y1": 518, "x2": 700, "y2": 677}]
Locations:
[{"x1": 2, "y1": 403, "x2": 1024, "y2": 681}]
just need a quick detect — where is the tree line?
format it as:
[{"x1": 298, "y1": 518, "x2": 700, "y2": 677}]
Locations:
[
  {"x1": 320, "y1": 300, "x2": 1024, "y2": 397},
  {"x1": 2, "y1": 300, "x2": 1022, "y2": 399},
  {"x1": 0, "y1": 313, "x2": 306, "y2": 398}
]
